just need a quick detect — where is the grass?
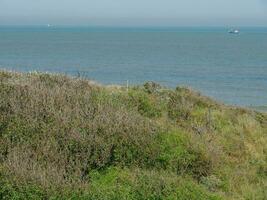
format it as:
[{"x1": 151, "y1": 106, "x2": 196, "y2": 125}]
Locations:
[{"x1": 0, "y1": 70, "x2": 266, "y2": 200}]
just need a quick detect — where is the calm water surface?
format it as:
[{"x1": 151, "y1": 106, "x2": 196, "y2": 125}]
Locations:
[{"x1": 0, "y1": 26, "x2": 266, "y2": 107}]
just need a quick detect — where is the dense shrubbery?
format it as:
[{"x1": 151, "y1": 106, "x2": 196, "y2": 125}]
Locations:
[
  {"x1": 0, "y1": 167, "x2": 222, "y2": 200},
  {"x1": 0, "y1": 71, "x2": 266, "y2": 199}
]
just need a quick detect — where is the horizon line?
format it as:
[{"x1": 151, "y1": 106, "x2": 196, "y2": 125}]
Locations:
[{"x1": 0, "y1": 24, "x2": 267, "y2": 28}]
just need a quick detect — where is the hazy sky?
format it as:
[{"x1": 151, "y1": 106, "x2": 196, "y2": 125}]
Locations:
[{"x1": 0, "y1": 0, "x2": 267, "y2": 26}]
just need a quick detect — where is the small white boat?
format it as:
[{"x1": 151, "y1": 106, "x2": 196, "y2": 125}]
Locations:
[{"x1": 228, "y1": 29, "x2": 239, "y2": 34}]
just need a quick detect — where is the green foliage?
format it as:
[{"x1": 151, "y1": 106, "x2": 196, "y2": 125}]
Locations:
[
  {"x1": 0, "y1": 71, "x2": 266, "y2": 200},
  {"x1": 128, "y1": 89, "x2": 163, "y2": 118},
  {"x1": 0, "y1": 173, "x2": 46, "y2": 200},
  {"x1": 143, "y1": 81, "x2": 162, "y2": 94},
  {"x1": 0, "y1": 167, "x2": 223, "y2": 200},
  {"x1": 168, "y1": 87, "x2": 216, "y2": 121},
  {"x1": 155, "y1": 131, "x2": 212, "y2": 179}
]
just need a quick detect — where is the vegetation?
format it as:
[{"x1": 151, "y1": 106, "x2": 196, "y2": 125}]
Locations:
[{"x1": 0, "y1": 70, "x2": 266, "y2": 200}]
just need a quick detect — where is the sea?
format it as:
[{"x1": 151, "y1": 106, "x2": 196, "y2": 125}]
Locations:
[{"x1": 0, "y1": 26, "x2": 266, "y2": 108}]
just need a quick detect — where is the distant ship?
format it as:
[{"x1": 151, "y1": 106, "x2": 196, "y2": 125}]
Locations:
[
  {"x1": 47, "y1": 24, "x2": 51, "y2": 27},
  {"x1": 228, "y1": 29, "x2": 239, "y2": 34}
]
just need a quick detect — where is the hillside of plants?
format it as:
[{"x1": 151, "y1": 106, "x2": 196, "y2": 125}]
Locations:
[{"x1": 0, "y1": 71, "x2": 266, "y2": 200}]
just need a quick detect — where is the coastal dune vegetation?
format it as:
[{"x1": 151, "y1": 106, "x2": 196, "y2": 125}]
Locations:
[{"x1": 0, "y1": 71, "x2": 266, "y2": 200}]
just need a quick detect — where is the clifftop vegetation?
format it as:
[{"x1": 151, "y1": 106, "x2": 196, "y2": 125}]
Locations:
[{"x1": 0, "y1": 71, "x2": 266, "y2": 200}]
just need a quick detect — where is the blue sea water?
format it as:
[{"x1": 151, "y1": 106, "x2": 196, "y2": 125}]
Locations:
[{"x1": 0, "y1": 26, "x2": 267, "y2": 107}]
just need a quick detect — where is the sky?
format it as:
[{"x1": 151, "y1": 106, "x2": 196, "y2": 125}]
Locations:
[{"x1": 0, "y1": 0, "x2": 267, "y2": 26}]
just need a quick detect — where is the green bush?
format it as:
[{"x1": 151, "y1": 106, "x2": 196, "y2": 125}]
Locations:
[
  {"x1": 128, "y1": 89, "x2": 162, "y2": 118},
  {"x1": 78, "y1": 167, "x2": 222, "y2": 200},
  {"x1": 155, "y1": 131, "x2": 212, "y2": 179}
]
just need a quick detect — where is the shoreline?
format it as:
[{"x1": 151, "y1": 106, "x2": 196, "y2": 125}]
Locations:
[{"x1": 1, "y1": 69, "x2": 266, "y2": 113}]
